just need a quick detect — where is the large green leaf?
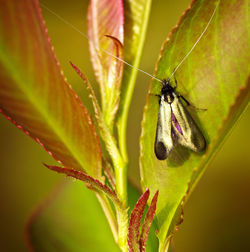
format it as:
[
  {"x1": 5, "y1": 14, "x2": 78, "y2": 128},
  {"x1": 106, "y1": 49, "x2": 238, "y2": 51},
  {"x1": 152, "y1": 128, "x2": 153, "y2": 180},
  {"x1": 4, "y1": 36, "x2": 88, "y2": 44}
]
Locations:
[
  {"x1": 140, "y1": 0, "x2": 249, "y2": 249},
  {"x1": 26, "y1": 180, "x2": 120, "y2": 252},
  {"x1": 0, "y1": 0, "x2": 102, "y2": 178}
]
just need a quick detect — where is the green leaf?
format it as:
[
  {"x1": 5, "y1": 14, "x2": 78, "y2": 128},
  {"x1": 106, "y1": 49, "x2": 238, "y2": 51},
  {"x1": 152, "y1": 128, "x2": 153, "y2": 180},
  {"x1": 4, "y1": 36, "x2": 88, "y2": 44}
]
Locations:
[
  {"x1": 0, "y1": 0, "x2": 102, "y2": 178},
  {"x1": 117, "y1": 0, "x2": 153, "y2": 161},
  {"x1": 88, "y1": 0, "x2": 124, "y2": 130},
  {"x1": 26, "y1": 180, "x2": 120, "y2": 252},
  {"x1": 140, "y1": 0, "x2": 249, "y2": 249}
]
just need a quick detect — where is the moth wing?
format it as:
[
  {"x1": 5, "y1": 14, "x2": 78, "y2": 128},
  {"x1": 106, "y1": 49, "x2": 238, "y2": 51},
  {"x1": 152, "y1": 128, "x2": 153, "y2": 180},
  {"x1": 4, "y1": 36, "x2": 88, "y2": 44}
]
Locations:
[
  {"x1": 171, "y1": 96, "x2": 206, "y2": 152},
  {"x1": 154, "y1": 98, "x2": 174, "y2": 160}
]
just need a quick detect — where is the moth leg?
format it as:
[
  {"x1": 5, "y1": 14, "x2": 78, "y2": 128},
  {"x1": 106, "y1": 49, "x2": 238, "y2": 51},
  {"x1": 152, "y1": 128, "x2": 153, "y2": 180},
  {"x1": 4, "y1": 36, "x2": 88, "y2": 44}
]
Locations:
[
  {"x1": 149, "y1": 93, "x2": 161, "y2": 98},
  {"x1": 178, "y1": 95, "x2": 207, "y2": 111},
  {"x1": 178, "y1": 95, "x2": 190, "y2": 106},
  {"x1": 173, "y1": 75, "x2": 178, "y2": 89},
  {"x1": 148, "y1": 93, "x2": 161, "y2": 104}
]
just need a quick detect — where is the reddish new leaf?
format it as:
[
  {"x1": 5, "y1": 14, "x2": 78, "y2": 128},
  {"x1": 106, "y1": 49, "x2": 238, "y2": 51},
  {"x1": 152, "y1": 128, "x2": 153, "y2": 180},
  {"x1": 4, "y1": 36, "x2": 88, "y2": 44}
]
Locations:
[
  {"x1": 70, "y1": 61, "x2": 124, "y2": 179},
  {"x1": 44, "y1": 164, "x2": 122, "y2": 208},
  {"x1": 88, "y1": 0, "x2": 124, "y2": 128},
  {"x1": 139, "y1": 191, "x2": 159, "y2": 252},
  {"x1": 128, "y1": 188, "x2": 150, "y2": 252},
  {"x1": 0, "y1": 0, "x2": 102, "y2": 178},
  {"x1": 70, "y1": 61, "x2": 102, "y2": 121}
]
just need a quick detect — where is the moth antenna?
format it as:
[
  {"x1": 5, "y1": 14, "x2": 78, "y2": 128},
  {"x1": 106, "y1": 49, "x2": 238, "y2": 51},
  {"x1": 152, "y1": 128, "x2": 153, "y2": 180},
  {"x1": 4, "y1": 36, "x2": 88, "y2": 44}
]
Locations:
[
  {"x1": 167, "y1": 0, "x2": 220, "y2": 82},
  {"x1": 39, "y1": 2, "x2": 162, "y2": 84}
]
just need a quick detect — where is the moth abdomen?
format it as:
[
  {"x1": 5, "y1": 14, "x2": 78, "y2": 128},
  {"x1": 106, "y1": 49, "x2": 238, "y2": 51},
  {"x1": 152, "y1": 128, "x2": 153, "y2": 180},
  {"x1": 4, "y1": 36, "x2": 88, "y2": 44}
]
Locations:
[{"x1": 154, "y1": 141, "x2": 168, "y2": 160}]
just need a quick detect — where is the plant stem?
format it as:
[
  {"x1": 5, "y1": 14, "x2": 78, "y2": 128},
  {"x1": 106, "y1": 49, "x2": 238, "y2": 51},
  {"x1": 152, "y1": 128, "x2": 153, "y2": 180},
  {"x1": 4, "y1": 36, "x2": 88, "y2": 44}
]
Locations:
[
  {"x1": 95, "y1": 173, "x2": 129, "y2": 252},
  {"x1": 103, "y1": 132, "x2": 128, "y2": 251},
  {"x1": 97, "y1": 125, "x2": 128, "y2": 250},
  {"x1": 159, "y1": 238, "x2": 170, "y2": 252},
  {"x1": 116, "y1": 205, "x2": 129, "y2": 252},
  {"x1": 112, "y1": 153, "x2": 128, "y2": 252},
  {"x1": 116, "y1": 0, "x2": 153, "y2": 163},
  {"x1": 115, "y1": 161, "x2": 128, "y2": 204}
]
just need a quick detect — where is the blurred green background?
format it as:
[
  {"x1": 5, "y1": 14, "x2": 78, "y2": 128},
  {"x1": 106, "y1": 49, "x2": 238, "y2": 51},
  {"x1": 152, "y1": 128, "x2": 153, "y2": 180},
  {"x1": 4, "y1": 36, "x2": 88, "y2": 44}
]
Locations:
[{"x1": 0, "y1": 0, "x2": 249, "y2": 251}]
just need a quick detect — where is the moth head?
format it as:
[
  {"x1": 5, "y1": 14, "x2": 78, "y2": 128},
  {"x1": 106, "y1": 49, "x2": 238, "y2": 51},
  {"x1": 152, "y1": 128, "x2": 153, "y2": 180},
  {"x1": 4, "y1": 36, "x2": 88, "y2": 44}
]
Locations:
[{"x1": 161, "y1": 79, "x2": 174, "y2": 95}]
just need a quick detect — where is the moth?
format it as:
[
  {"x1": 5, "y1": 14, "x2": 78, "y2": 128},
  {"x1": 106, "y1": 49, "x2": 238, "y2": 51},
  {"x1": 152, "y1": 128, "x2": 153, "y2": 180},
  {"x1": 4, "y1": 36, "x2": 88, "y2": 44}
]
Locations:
[
  {"x1": 152, "y1": 0, "x2": 220, "y2": 160},
  {"x1": 42, "y1": 0, "x2": 219, "y2": 160},
  {"x1": 154, "y1": 79, "x2": 206, "y2": 160}
]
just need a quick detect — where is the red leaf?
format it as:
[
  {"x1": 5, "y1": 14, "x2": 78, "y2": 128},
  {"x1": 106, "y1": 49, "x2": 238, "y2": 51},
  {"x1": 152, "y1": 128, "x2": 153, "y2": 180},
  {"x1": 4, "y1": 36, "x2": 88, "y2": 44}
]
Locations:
[
  {"x1": 44, "y1": 164, "x2": 122, "y2": 208},
  {"x1": 128, "y1": 188, "x2": 150, "y2": 252},
  {"x1": 88, "y1": 0, "x2": 124, "y2": 128},
  {"x1": 70, "y1": 62, "x2": 123, "y2": 176},
  {"x1": 70, "y1": 61, "x2": 102, "y2": 123},
  {"x1": 139, "y1": 191, "x2": 159, "y2": 252},
  {"x1": 88, "y1": 0, "x2": 124, "y2": 81},
  {"x1": 0, "y1": 0, "x2": 102, "y2": 178}
]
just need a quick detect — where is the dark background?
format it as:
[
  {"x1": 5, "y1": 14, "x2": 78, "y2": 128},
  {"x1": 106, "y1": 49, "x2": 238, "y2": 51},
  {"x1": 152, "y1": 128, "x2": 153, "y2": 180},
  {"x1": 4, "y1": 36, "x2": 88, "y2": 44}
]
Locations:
[{"x1": 0, "y1": 0, "x2": 249, "y2": 251}]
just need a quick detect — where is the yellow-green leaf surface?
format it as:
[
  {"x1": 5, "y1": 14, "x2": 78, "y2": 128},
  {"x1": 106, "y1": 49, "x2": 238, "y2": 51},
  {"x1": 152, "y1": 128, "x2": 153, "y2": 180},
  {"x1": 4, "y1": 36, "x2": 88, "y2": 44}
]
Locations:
[
  {"x1": 0, "y1": 0, "x2": 102, "y2": 178},
  {"x1": 28, "y1": 180, "x2": 158, "y2": 252},
  {"x1": 117, "y1": 0, "x2": 152, "y2": 161},
  {"x1": 27, "y1": 180, "x2": 120, "y2": 252},
  {"x1": 140, "y1": 0, "x2": 249, "y2": 248}
]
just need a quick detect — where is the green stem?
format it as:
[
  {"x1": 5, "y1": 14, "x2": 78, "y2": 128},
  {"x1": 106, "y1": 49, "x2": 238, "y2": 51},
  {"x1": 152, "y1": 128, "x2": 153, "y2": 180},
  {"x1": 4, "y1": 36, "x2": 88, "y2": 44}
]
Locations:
[
  {"x1": 99, "y1": 121, "x2": 128, "y2": 205},
  {"x1": 98, "y1": 119, "x2": 128, "y2": 250},
  {"x1": 159, "y1": 238, "x2": 170, "y2": 252},
  {"x1": 95, "y1": 175, "x2": 128, "y2": 252},
  {"x1": 117, "y1": 0, "x2": 152, "y2": 162},
  {"x1": 103, "y1": 129, "x2": 128, "y2": 251},
  {"x1": 115, "y1": 161, "x2": 128, "y2": 205},
  {"x1": 116, "y1": 205, "x2": 129, "y2": 252}
]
